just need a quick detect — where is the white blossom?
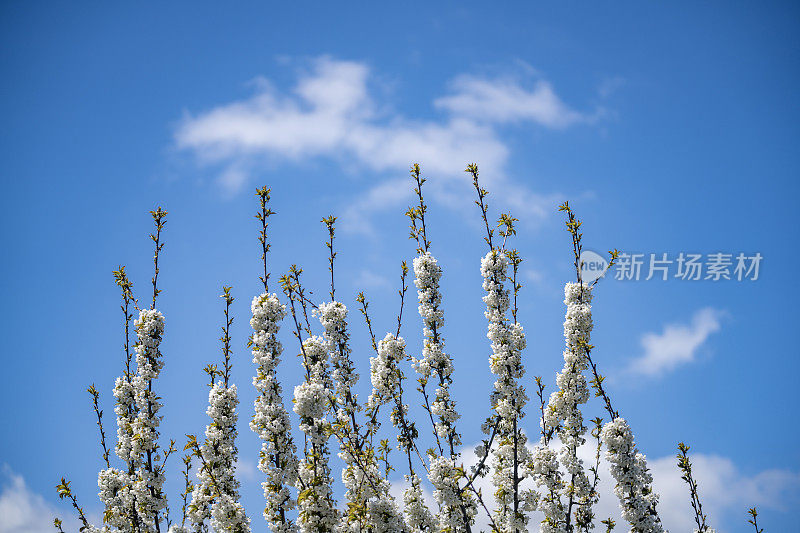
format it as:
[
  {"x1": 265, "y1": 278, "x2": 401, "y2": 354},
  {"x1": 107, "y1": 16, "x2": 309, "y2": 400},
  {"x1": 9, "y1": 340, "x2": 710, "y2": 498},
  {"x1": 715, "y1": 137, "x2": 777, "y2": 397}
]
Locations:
[
  {"x1": 250, "y1": 292, "x2": 299, "y2": 533},
  {"x1": 367, "y1": 333, "x2": 405, "y2": 410},
  {"x1": 130, "y1": 309, "x2": 168, "y2": 531},
  {"x1": 529, "y1": 283, "x2": 596, "y2": 529},
  {"x1": 294, "y1": 335, "x2": 338, "y2": 533},
  {"x1": 188, "y1": 382, "x2": 251, "y2": 533},
  {"x1": 97, "y1": 467, "x2": 134, "y2": 530},
  {"x1": 428, "y1": 455, "x2": 476, "y2": 532},
  {"x1": 412, "y1": 252, "x2": 460, "y2": 451},
  {"x1": 294, "y1": 382, "x2": 327, "y2": 420},
  {"x1": 402, "y1": 474, "x2": 436, "y2": 533},
  {"x1": 602, "y1": 418, "x2": 664, "y2": 533},
  {"x1": 480, "y1": 250, "x2": 532, "y2": 532}
]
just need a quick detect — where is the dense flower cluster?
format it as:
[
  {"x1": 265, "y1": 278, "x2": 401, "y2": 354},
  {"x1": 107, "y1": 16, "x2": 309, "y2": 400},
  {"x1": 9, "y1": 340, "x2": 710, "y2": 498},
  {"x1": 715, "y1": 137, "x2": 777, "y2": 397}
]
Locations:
[
  {"x1": 602, "y1": 418, "x2": 664, "y2": 533},
  {"x1": 317, "y1": 302, "x2": 358, "y2": 425},
  {"x1": 131, "y1": 309, "x2": 168, "y2": 531},
  {"x1": 317, "y1": 302, "x2": 405, "y2": 531},
  {"x1": 412, "y1": 252, "x2": 481, "y2": 532},
  {"x1": 412, "y1": 252, "x2": 460, "y2": 451},
  {"x1": 99, "y1": 374, "x2": 140, "y2": 529},
  {"x1": 532, "y1": 283, "x2": 595, "y2": 528},
  {"x1": 367, "y1": 333, "x2": 405, "y2": 410},
  {"x1": 250, "y1": 292, "x2": 299, "y2": 533},
  {"x1": 97, "y1": 467, "x2": 133, "y2": 530},
  {"x1": 529, "y1": 445, "x2": 560, "y2": 523},
  {"x1": 479, "y1": 249, "x2": 533, "y2": 532},
  {"x1": 112, "y1": 374, "x2": 137, "y2": 469},
  {"x1": 428, "y1": 455, "x2": 476, "y2": 532},
  {"x1": 402, "y1": 474, "x2": 436, "y2": 532},
  {"x1": 294, "y1": 335, "x2": 338, "y2": 533},
  {"x1": 188, "y1": 382, "x2": 251, "y2": 533},
  {"x1": 95, "y1": 309, "x2": 168, "y2": 532}
]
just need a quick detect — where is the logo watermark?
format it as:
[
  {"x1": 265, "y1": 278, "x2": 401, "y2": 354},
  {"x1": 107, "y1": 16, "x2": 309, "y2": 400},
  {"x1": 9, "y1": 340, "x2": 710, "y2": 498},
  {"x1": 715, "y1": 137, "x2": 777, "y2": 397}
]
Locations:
[
  {"x1": 579, "y1": 250, "x2": 609, "y2": 284},
  {"x1": 583, "y1": 251, "x2": 762, "y2": 282}
]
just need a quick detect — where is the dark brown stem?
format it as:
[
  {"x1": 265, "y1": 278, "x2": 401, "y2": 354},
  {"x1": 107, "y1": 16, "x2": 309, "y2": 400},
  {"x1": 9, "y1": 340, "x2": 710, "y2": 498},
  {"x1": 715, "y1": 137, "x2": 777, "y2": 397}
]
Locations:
[
  {"x1": 220, "y1": 286, "x2": 234, "y2": 387},
  {"x1": 322, "y1": 215, "x2": 337, "y2": 301},
  {"x1": 748, "y1": 508, "x2": 763, "y2": 533},
  {"x1": 406, "y1": 163, "x2": 431, "y2": 253},
  {"x1": 356, "y1": 293, "x2": 378, "y2": 352},
  {"x1": 396, "y1": 262, "x2": 408, "y2": 338},
  {"x1": 255, "y1": 186, "x2": 274, "y2": 292},
  {"x1": 418, "y1": 380, "x2": 444, "y2": 456},
  {"x1": 55, "y1": 478, "x2": 90, "y2": 531},
  {"x1": 468, "y1": 482, "x2": 500, "y2": 533},
  {"x1": 149, "y1": 207, "x2": 167, "y2": 310},
  {"x1": 467, "y1": 164, "x2": 494, "y2": 250},
  {"x1": 678, "y1": 442, "x2": 709, "y2": 532},
  {"x1": 88, "y1": 385, "x2": 111, "y2": 468}
]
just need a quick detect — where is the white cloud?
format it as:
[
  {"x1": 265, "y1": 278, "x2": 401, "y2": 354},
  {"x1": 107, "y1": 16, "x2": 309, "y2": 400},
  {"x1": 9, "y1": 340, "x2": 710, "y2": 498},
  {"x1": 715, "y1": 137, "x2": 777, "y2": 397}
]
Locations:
[
  {"x1": 628, "y1": 307, "x2": 723, "y2": 377},
  {"x1": 175, "y1": 56, "x2": 592, "y2": 230},
  {"x1": 234, "y1": 458, "x2": 257, "y2": 482},
  {"x1": 597, "y1": 76, "x2": 626, "y2": 99},
  {"x1": 434, "y1": 75, "x2": 586, "y2": 128},
  {"x1": 583, "y1": 441, "x2": 799, "y2": 531},
  {"x1": 0, "y1": 467, "x2": 81, "y2": 533},
  {"x1": 388, "y1": 442, "x2": 799, "y2": 531},
  {"x1": 352, "y1": 269, "x2": 391, "y2": 290},
  {"x1": 647, "y1": 453, "x2": 800, "y2": 531},
  {"x1": 524, "y1": 268, "x2": 544, "y2": 284},
  {"x1": 339, "y1": 177, "x2": 412, "y2": 236}
]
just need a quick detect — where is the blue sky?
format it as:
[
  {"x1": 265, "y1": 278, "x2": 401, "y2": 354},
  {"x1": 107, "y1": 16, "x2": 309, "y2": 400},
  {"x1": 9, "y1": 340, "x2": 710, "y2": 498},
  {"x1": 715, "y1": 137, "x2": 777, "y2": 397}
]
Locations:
[{"x1": 1, "y1": 2, "x2": 799, "y2": 531}]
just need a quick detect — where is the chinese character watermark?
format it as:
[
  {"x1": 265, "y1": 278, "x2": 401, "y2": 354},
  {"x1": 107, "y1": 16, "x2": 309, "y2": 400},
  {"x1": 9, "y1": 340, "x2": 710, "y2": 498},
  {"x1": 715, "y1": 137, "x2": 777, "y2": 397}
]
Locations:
[{"x1": 605, "y1": 252, "x2": 762, "y2": 281}]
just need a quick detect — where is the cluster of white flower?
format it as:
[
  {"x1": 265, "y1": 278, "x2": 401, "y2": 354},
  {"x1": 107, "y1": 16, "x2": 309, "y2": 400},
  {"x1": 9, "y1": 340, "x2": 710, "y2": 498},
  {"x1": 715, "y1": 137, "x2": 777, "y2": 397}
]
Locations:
[
  {"x1": 413, "y1": 252, "x2": 460, "y2": 451},
  {"x1": 130, "y1": 308, "x2": 168, "y2": 531},
  {"x1": 320, "y1": 300, "x2": 414, "y2": 532},
  {"x1": 368, "y1": 333, "x2": 419, "y2": 464},
  {"x1": 602, "y1": 418, "x2": 664, "y2": 533},
  {"x1": 428, "y1": 455, "x2": 476, "y2": 532},
  {"x1": 99, "y1": 372, "x2": 140, "y2": 529},
  {"x1": 318, "y1": 302, "x2": 406, "y2": 531},
  {"x1": 317, "y1": 302, "x2": 358, "y2": 423},
  {"x1": 414, "y1": 251, "x2": 488, "y2": 532},
  {"x1": 294, "y1": 381, "x2": 327, "y2": 420},
  {"x1": 402, "y1": 474, "x2": 436, "y2": 532},
  {"x1": 533, "y1": 283, "x2": 595, "y2": 527},
  {"x1": 188, "y1": 382, "x2": 251, "y2": 533},
  {"x1": 80, "y1": 526, "x2": 115, "y2": 533},
  {"x1": 366, "y1": 497, "x2": 406, "y2": 533},
  {"x1": 365, "y1": 332, "x2": 432, "y2": 533},
  {"x1": 367, "y1": 333, "x2": 405, "y2": 410},
  {"x1": 338, "y1": 446, "x2": 405, "y2": 533},
  {"x1": 294, "y1": 335, "x2": 338, "y2": 533},
  {"x1": 112, "y1": 375, "x2": 137, "y2": 467},
  {"x1": 97, "y1": 467, "x2": 132, "y2": 530},
  {"x1": 250, "y1": 292, "x2": 299, "y2": 533},
  {"x1": 480, "y1": 251, "x2": 529, "y2": 423},
  {"x1": 529, "y1": 445, "x2": 564, "y2": 533},
  {"x1": 479, "y1": 250, "x2": 534, "y2": 532}
]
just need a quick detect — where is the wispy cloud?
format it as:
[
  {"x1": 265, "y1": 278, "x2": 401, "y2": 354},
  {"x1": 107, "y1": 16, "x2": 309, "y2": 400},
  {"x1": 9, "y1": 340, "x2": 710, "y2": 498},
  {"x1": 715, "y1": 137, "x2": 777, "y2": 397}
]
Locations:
[
  {"x1": 351, "y1": 269, "x2": 391, "y2": 290},
  {"x1": 628, "y1": 307, "x2": 724, "y2": 377},
  {"x1": 647, "y1": 452, "x2": 800, "y2": 530},
  {"x1": 434, "y1": 75, "x2": 588, "y2": 128},
  {"x1": 0, "y1": 466, "x2": 83, "y2": 533},
  {"x1": 234, "y1": 458, "x2": 257, "y2": 482},
  {"x1": 175, "y1": 56, "x2": 594, "y2": 231},
  {"x1": 388, "y1": 442, "x2": 799, "y2": 531}
]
